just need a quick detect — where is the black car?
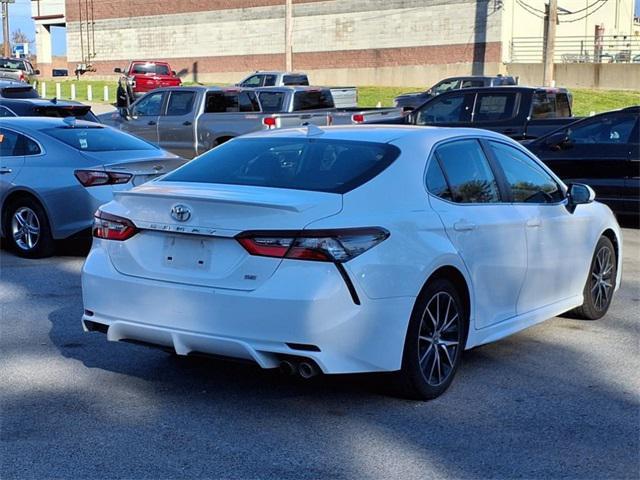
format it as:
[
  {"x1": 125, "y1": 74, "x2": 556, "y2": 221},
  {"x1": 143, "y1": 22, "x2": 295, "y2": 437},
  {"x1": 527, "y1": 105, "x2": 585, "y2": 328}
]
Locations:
[
  {"x1": 394, "y1": 75, "x2": 517, "y2": 111},
  {"x1": 526, "y1": 106, "x2": 639, "y2": 221}
]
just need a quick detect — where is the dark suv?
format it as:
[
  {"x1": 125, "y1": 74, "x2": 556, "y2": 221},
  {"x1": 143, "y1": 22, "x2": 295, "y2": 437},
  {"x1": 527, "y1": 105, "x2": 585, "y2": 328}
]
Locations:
[
  {"x1": 526, "y1": 106, "x2": 640, "y2": 221},
  {"x1": 394, "y1": 75, "x2": 517, "y2": 110}
]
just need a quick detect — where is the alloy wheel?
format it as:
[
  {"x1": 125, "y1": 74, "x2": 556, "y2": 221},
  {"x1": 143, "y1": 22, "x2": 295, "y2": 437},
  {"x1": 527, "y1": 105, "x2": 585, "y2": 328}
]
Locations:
[
  {"x1": 11, "y1": 206, "x2": 41, "y2": 251},
  {"x1": 591, "y1": 245, "x2": 614, "y2": 311},
  {"x1": 417, "y1": 291, "x2": 461, "y2": 387}
]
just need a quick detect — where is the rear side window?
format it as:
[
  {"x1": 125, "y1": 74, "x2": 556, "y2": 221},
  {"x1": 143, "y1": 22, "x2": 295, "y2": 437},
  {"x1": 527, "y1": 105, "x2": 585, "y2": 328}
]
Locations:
[
  {"x1": 488, "y1": 141, "x2": 563, "y2": 203},
  {"x1": 283, "y1": 75, "x2": 309, "y2": 86},
  {"x1": 162, "y1": 138, "x2": 400, "y2": 194},
  {"x1": 166, "y1": 91, "x2": 195, "y2": 116},
  {"x1": 426, "y1": 159, "x2": 452, "y2": 201},
  {"x1": 0, "y1": 129, "x2": 40, "y2": 156},
  {"x1": 0, "y1": 106, "x2": 16, "y2": 117},
  {"x1": 43, "y1": 127, "x2": 157, "y2": 152},
  {"x1": 258, "y1": 92, "x2": 285, "y2": 112},
  {"x1": 415, "y1": 93, "x2": 474, "y2": 125},
  {"x1": 473, "y1": 93, "x2": 517, "y2": 122},
  {"x1": 293, "y1": 91, "x2": 334, "y2": 111},
  {"x1": 434, "y1": 139, "x2": 500, "y2": 203},
  {"x1": 239, "y1": 92, "x2": 260, "y2": 112},
  {"x1": 555, "y1": 94, "x2": 571, "y2": 117},
  {"x1": 531, "y1": 92, "x2": 563, "y2": 119},
  {"x1": 205, "y1": 92, "x2": 240, "y2": 113}
]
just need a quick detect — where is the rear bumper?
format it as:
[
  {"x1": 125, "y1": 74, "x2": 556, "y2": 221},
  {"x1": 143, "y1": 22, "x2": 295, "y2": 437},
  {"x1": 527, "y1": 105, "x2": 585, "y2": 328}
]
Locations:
[{"x1": 81, "y1": 242, "x2": 415, "y2": 374}]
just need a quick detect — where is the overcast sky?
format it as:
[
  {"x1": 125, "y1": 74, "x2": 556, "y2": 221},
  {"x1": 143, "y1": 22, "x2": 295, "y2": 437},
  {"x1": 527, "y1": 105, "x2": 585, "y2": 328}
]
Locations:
[{"x1": 2, "y1": 0, "x2": 640, "y2": 56}]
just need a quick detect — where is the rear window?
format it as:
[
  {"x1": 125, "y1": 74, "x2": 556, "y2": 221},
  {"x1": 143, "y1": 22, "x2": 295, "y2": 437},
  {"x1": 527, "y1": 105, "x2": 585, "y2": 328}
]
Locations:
[
  {"x1": 0, "y1": 59, "x2": 27, "y2": 71},
  {"x1": 258, "y1": 91, "x2": 285, "y2": 112},
  {"x1": 33, "y1": 106, "x2": 98, "y2": 122},
  {"x1": 293, "y1": 91, "x2": 334, "y2": 111},
  {"x1": 43, "y1": 126, "x2": 157, "y2": 151},
  {"x1": 0, "y1": 86, "x2": 39, "y2": 99},
  {"x1": 162, "y1": 137, "x2": 400, "y2": 194},
  {"x1": 283, "y1": 75, "x2": 309, "y2": 86}
]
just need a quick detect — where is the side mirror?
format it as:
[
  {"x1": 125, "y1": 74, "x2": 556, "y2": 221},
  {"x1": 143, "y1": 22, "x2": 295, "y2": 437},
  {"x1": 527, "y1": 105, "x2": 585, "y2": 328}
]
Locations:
[
  {"x1": 566, "y1": 183, "x2": 595, "y2": 212},
  {"x1": 545, "y1": 131, "x2": 570, "y2": 149},
  {"x1": 114, "y1": 67, "x2": 122, "y2": 73},
  {"x1": 33, "y1": 69, "x2": 40, "y2": 75},
  {"x1": 171, "y1": 70, "x2": 177, "y2": 76}
]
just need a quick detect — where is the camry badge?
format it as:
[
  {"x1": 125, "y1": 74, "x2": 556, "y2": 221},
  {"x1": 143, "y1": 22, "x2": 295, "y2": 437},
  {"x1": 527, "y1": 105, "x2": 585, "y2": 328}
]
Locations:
[{"x1": 170, "y1": 204, "x2": 192, "y2": 222}]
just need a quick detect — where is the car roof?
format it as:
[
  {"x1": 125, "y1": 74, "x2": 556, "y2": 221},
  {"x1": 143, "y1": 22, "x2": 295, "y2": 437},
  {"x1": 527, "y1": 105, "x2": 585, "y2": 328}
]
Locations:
[
  {"x1": 250, "y1": 71, "x2": 306, "y2": 76},
  {"x1": 437, "y1": 85, "x2": 569, "y2": 94},
  {"x1": 241, "y1": 124, "x2": 512, "y2": 144},
  {"x1": 0, "y1": 116, "x2": 101, "y2": 130},
  {"x1": 255, "y1": 86, "x2": 329, "y2": 93}
]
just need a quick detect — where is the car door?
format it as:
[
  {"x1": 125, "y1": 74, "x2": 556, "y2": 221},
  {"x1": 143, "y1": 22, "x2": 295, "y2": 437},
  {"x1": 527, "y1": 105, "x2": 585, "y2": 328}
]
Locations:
[
  {"x1": 426, "y1": 138, "x2": 527, "y2": 328},
  {"x1": 470, "y1": 91, "x2": 521, "y2": 138},
  {"x1": 123, "y1": 90, "x2": 166, "y2": 144},
  {"x1": 534, "y1": 111, "x2": 637, "y2": 216},
  {"x1": 157, "y1": 89, "x2": 198, "y2": 158},
  {"x1": 0, "y1": 127, "x2": 28, "y2": 203},
  {"x1": 485, "y1": 139, "x2": 591, "y2": 312},
  {"x1": 624, "y1": 118, "x2": 639, "y2": 218}
]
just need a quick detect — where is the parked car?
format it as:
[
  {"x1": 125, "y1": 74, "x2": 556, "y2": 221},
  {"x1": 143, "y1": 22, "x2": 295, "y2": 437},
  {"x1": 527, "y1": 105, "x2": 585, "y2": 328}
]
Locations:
[
  {"x1": 100, "y1": 86, "x2": 334, "y2": 159},
  {"x1": 394, "y1": 75, "x2": 517, "y2": 111},
  {"x1": 255, "y1": 86, "x2": 403, "y2": 124},
  {"x1": 236, "y1": 71, "x2": 357, "y2": 108},
  {"x1": 114, "y1": 61, "x2": 182, "y2": 98},
  {"x1": 0, "y1": 57, "x2": 40, "y2": 84},
  {"x1": 0, "y1": 80, "x2": 39, "y2": 99},
  {"x1": 0, "y1": 117, "x2": 185, "y2": 258},
  {"x1": 0, "y1": 97, "x2": 100, "y2": 122},
  {"x1": 81, "y1": 125, "x2": 621, "y2": 400},
  {"x1": 376, "y1": 86, "x2": 576, "y2": 140},
  {"x1": 525, "y1": 106, "x2": 639, "y2": 221}
]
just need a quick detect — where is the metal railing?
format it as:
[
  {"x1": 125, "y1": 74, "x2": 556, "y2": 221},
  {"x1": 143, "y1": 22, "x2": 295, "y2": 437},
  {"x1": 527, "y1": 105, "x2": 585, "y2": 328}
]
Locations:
[{"x1": 510, "y1": 35, "x2": 640, "y2": 63}]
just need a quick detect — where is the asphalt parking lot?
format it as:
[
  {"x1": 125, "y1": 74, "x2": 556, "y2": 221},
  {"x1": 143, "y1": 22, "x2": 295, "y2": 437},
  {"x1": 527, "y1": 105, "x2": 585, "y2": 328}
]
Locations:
[{"x1": 1, "y1": 229, "x2": 638, "y2": 479}]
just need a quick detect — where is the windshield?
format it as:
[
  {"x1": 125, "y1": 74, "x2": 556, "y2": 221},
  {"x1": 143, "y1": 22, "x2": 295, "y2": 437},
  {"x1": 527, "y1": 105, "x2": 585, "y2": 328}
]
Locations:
[
  {"x1": 0, "y1": 58, "x2": 27, "y2": 71},
  {"x1": 43, "y1": 126, "x2": 158, "y2": 151},
  {"x1": 163, "y1": 137, "x2": 400, "y2": 194}
]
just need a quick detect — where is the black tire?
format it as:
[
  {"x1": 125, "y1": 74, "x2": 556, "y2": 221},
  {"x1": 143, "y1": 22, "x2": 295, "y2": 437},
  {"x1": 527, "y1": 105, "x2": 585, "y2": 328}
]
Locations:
[
  {"x1": 393, "y1": 278, "x2": 468, "y2": 400},
  {"x1": 3, "y1": 196, "x2": 55, "y2": 258},
  {"x1": 571, "y1": 236, "x2": 617, "y2": 320}
]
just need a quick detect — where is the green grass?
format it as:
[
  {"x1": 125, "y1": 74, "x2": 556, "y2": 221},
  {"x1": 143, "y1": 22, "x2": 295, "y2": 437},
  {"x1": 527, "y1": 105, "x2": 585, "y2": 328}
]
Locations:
[{"x1": 33, "y1": 80, "x2": 639, "y2": 115}]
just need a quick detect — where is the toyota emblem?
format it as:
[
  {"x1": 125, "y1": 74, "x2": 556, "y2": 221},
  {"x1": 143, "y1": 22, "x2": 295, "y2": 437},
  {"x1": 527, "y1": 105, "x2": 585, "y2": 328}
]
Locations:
[{"x1": 170, "y1": 204, "x2": 192, "y2": 222}]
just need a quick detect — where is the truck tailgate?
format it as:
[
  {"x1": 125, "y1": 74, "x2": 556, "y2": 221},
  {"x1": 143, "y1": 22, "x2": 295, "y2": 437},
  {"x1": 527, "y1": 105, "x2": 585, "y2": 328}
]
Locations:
[{"x1": 330, "y1": 87, "x2": 358, "y2": 109}]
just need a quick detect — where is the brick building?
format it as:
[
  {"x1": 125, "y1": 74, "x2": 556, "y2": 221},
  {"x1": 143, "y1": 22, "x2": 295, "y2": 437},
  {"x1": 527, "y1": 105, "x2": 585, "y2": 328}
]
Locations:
[{"x1": 33, "y1": 0, "x2": 638, "y2": 86}]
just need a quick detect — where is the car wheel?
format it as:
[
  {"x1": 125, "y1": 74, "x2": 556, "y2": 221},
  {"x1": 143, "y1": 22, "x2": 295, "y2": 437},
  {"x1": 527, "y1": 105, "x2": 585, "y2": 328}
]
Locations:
[
  {"x1": 394, "y1": 278, "x2": 468, "y2": 400},
  {"x1": 572, "y1": 236, "x2": 617, "y2": 320},
  {"x1": 4, "y1": 197, "x2": 55, "y2": 258}
]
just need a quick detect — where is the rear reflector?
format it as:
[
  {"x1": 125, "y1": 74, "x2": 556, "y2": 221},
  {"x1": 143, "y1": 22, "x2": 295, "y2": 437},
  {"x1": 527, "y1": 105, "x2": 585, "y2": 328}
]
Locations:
[
  {"x1": 93, "y1": 210, "x2": 138, "y2": 241},
  {"x1": 236, "y1": 228, "x2": 389, "y2": 263},
  {"x1": 75, "y1": 170, "x2": 132, "y2": 187}
]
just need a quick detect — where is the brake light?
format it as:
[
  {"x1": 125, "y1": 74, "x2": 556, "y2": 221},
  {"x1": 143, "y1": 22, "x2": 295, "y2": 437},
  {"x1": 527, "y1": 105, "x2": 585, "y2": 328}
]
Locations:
[
  {"x1": 19, "y1": 72, "x2": 25, "y2": 82},
  {"x1": 75, "y1": 170, "x2": 132, "y2": 187},
  {"x1": 263, "y1": 117, "x2": 277, "y2": 129},
  {"x1": 352, "y1": 113, "x2": 365, "y2": 124},
  {"x1": 93, "y1": 210, "x2": 138, "y2": 241},
  {"x1": 236, "y1": 228, "x2": 389, "y2": 263}
]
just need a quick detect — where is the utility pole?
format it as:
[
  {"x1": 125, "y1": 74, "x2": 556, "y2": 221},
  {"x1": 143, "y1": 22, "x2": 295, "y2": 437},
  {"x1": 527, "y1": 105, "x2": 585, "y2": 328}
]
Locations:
[
  {"x1": 1, "y1": 0, "x2": 12, "y2": 57},
  {"x1": 284, "y1": 0, "x2": 293, "y2": 71},
  {"x1": 542, "y1": 0, "x2": 558, "y2": 87}
]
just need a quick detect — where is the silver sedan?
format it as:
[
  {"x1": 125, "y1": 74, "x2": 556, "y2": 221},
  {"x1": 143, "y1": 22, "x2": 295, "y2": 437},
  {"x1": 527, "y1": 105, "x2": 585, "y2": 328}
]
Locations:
[{"x1": 0, "y1": 117, "x2": 185, "y2": 258}]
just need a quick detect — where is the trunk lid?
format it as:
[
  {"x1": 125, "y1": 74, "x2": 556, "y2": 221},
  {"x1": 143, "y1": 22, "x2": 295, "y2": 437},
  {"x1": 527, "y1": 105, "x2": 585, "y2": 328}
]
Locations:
[{"x1": 103, "y1": 182, "x2": 342, "y2": 290}]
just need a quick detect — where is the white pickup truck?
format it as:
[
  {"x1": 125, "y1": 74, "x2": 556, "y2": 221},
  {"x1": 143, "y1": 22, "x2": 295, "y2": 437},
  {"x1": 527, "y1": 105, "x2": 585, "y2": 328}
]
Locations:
[
  {"x1": 100, "y1": 86, "x2": 332, "y2": 159},
  {"x1": 236, "y1": 71, "x2": 358, "y2": 109}
]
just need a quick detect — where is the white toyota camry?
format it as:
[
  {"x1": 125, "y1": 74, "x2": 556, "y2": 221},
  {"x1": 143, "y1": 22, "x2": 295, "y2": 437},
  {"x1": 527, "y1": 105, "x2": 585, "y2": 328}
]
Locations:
[{"x1": 81, "y1": 125, "x2": 622, "y2": 399}]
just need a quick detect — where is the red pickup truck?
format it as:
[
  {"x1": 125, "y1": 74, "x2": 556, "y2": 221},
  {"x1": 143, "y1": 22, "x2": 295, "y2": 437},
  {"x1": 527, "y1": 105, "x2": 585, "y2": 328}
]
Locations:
[{"x1": 114, "y1": 61, "x2": 181, "y2": 98}]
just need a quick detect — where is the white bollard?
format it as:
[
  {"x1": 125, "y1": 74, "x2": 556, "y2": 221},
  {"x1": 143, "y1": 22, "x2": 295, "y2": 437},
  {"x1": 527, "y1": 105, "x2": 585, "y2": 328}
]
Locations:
[
  {"x1": 103, "y1": 85, "x2": 109, "y2": 102},
  {"x1": 87, "y1": 84, "x2": 93, "y2": 101},
  {"x1": 70, "y1": 84, "x2": 76, "y2": 100},
  {"x1": 41, "y1": 82, "x2": 47, "y2": 97},
  {"x1": 55, "y1": 83, "x2": 61, "y2": 99}
]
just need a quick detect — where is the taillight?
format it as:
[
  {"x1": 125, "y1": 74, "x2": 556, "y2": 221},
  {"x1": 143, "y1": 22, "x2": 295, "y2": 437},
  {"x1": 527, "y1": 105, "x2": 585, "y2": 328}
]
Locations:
[
  {"x1": 352, "y1": 113, "x2": 365, "y2": 124},
  {"x1": 263, "y1": 117, "x2": 277, "y2": 129},
  {"x1": 19, "y1": 72, "x2": 25, "y2": 82},
  {"x1": 93, "y1": 210, "x2": 138, "y2": 241},
  {"x1": 236, "y1": 228, "x2": 389, "y2": 263},
  {"x1": 75, "y1": 170, "x2": 132, "y2": 187}
]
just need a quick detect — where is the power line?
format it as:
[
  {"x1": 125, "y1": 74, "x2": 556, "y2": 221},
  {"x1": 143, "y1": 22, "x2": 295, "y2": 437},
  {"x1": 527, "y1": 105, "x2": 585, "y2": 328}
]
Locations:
[{"x1": 560, "y1": 0, "x2": 609, "y2": 22}]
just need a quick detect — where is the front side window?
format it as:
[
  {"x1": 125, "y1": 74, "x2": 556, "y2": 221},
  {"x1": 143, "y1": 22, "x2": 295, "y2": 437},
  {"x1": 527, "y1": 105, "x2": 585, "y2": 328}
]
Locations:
[
  {"x1": 166, "y1": 91, "x2": 195, "y2": 116},
  {"x1": 531, "y1": 92, "x2": 556, "y2": 119},
  {"x1": 431, "y1": 79, "x2": 460, "y2": 95},
  {"x1": 162, "y1": 138, "x2": 400, "y2": 194},
  {"x1": 567, "y1": 113, "x2": 637, "y2": 144},
  {"x1": 263, "y1": 75, "x2": 277, "y2": 87},
  {"x1": 415, "y1": 94, "x2": 474, "y2": 125},
  {"x1": 473, "y1": 93, "x2": 517, "y2": 122},
  {"x1": 435, "y1": 139, "x2": 500, "y2": 203},
  {"x1": 460, "y1": 79, "x2": 485, "y2": 88},
  {"x1": 132, "y1": 91, "x2": 164, "y2": 116},
  {"x1": 489, "y1": 141, "x2": 563, "y2": 203},
  {"x1": 43, "y1": 127, "x2": 157, "y2": 152},
  {"x1": 241, "y1": 75, "x2": 263, "y2": 87}
]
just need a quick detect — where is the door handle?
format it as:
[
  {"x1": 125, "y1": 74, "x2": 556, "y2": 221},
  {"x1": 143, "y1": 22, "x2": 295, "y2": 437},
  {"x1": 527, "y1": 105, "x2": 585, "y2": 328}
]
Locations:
[
  {"x1": 182, "y1": 121, "x2": 192, "y2": 126},
  {"x1": 526, "y1": 218, "x2": 541, "y2": 228},
  {"x1": 147, "y1": 120, "x2": 157, "y2": 125},
  {"x1": 453, "y1": 221, "x2": 476, "y2": 232},
  {"x1": 0, "y1": 167, "x2": 12, "y2": 174}
]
